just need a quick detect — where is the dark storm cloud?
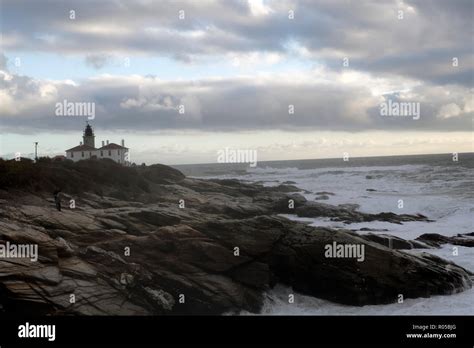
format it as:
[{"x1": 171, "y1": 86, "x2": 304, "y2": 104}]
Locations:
[
  {"x1": 2, "y1": 0, "x2": 472, "y2": 85},
  {"x1": 0, "y1": 0, "x2": 472, "y2": 134},
  {"x1": 0, "y1": 70, "x2": 472, "y2": 133}
]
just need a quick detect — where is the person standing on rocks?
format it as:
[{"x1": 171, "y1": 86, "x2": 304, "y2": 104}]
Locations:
[{"x1": 53, "y1": 188, "x2": 62, "y2": 211}]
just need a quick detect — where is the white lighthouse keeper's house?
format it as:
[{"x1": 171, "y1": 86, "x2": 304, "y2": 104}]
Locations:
[{"x1": 65, "y1": 123, "x2": 129, "y2": 165}]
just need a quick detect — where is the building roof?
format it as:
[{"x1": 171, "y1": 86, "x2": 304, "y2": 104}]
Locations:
[
  {"x1": 65, "y1": 144, "x2": 97, "y2": 152},
  {"x1": 98, "y1": 143, "x2": 128, "y2": 150}
]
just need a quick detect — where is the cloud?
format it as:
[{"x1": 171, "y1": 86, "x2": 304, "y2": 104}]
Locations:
[
  {"x1": 437, "y1": 103, "x2": 462, "y2": 119},
  {"x1": 2, "y1": 0, "x2": 472, "y2": 86},
  {"x1": 84, "y1": 54, "x2": 111, "y2": 69},
  {"x1": 0, "y1": 65, "x2": 472, "y2": 133},
  {"x1": 0, "y1": 69, "x2": 59, "y2": 116},
  {"x1": 0, "y1": 54, "x2": 7, "y2": 70},
  {"x1": 1, "y1": 0, "x2": 472, "y2": 138}
]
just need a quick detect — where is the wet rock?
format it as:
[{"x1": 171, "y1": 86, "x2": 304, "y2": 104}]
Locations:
[
  {"x1": 292, "y1": 201, "x2": 430, "y2": 225},
  {"x1": 316, "y1": 191, "x2": 335, "y2": 196},
  {"x1": 359, "y1": 233, "x2": 429, "y2": 250},
  {"x1": 416, "y1": 233, "x2": 474, "y2": 248},
  {"x1": 271, "y1": 223, "x2": 472, "y2": 306},
  {"x1": 358, "y1": 227, "x2": 389, "y2": 232},
  {"x1": 314, "y1": 195, "x2": 330, "y2": 200}
]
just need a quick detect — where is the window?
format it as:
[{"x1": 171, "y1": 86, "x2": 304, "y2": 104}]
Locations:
[
  {"x1": 100, "y1": 151, "x2": 103, "y2": 156},
  {"x1": 81, "y1": 152, "x2": 84, "y2": 157},
  {"x1": 90, "y1": 152, "x2": 92, "y2": 157},
  {"x1": 108, "y1": 150, "x2": 111, "y2": 156},
  {"x1": 117, "y1": 150, "x2": 120, "y2": 155},
  {"x1": 71, "y1": 152, "x2": 74, "y2": 158}
]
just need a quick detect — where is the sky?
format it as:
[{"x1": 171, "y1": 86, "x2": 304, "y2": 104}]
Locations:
[{"x1": 0, "y1": 0, "x2": 473, "y2": 165}]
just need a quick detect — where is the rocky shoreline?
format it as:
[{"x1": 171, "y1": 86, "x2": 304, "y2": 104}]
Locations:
[{"x1": 0, "y1": 159, "x2": 472, "y2": 315}]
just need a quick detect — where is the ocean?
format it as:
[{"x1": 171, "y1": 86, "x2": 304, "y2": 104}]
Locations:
[{"x1": 174, "y1": 153, "x2": 474, "y2": 315}]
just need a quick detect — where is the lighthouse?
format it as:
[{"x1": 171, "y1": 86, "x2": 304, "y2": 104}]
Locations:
[
  {"x1": 65, "y1": 123, "x2": 129, "y2": 165},
  {"x1": 83, "y1": 122, "x2": 95, "y2": 148}
]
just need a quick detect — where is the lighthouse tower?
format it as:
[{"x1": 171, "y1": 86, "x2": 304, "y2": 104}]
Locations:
[{"x1": 83, "y1": 123, "x2": 95, "y2": 148}]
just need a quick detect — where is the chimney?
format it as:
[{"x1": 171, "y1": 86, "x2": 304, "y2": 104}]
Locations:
[
  {"x1": 106, "y1": 140, "x2": 109, "y2": 145},
  {"x1": 80, "y1": 141, "x2": 83, "y2": 145},
  {"x1": 102, "y1": 141, "x2": 105, "y2": 147},
  {"x1": 121, "y1": 139, "x2": 125, "y2": 147}
]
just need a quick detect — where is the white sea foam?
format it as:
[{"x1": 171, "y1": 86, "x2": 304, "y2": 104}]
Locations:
[
  {"x1": 220, "y1": 161, "x2": 474, "y2": 315},
  {"x1": 254, "y1": 245, "x2": 474, "y2": 315},
  {"x1": 243, "y1": 163, "x2": 473, "y2": 240}
]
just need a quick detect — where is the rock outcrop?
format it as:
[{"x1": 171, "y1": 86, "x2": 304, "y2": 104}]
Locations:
[
  {"x1": 358, "y1": 233, "x2": 429, "y2": 250},
  {"x1": 416, "y1": 232, "x2": 474, "y2": 248},
  {"x1": 0, "y1": 159, "x2": 471, "y2": 315}
]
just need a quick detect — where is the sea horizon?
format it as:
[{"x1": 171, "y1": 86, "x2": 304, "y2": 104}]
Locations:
[{"x1": 173, "y1": 151, "x2": 474, "y2": 177}]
